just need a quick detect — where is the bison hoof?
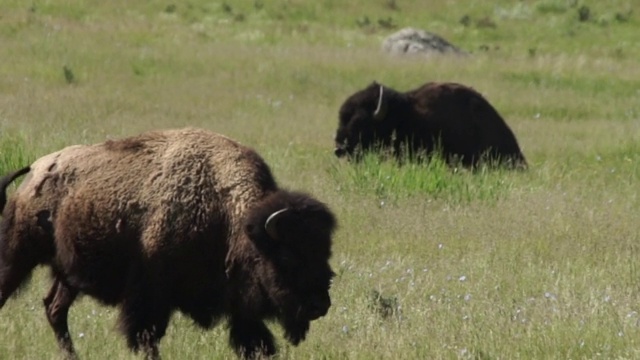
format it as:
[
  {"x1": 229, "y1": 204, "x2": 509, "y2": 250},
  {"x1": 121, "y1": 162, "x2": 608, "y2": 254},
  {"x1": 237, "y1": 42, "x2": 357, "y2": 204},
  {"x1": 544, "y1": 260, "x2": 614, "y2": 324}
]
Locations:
[{"x1": 284, "y1": 321, "x2": 309, "y2": 346}]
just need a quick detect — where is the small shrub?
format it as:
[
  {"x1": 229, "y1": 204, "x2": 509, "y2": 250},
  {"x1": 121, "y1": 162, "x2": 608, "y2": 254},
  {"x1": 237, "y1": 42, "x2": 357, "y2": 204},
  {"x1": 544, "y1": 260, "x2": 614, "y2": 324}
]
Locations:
[
  {"x1": 535, "y1": 0, "x2": 568, "y2": 15},
  {"x1": 385, "y1": 0, "x2": 399, "y2": 11},
  {"x1": 578, "y1": 5, "x2": 591, "y2": 22},
  {"x1": 377, "y1": 17, "x2": 397, "y2": 29},
  {"x1": 615, "y1": 10, "x2": 632, "y2": 23},
  {"x1": 368, "y1": 290, "x2": 402, "y2": 321},
  {"x1": 476, "y1": 16, "x2": 497, "y2": 29},
  {"x1": 63, "y1": 65, "x2": 76, "y2": 84}
]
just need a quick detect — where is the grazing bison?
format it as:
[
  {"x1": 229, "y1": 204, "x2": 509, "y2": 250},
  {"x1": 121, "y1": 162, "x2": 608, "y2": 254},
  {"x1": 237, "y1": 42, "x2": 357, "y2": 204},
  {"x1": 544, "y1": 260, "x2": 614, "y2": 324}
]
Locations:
[
  {"x1": 334, "y1": 81, "x2": 527, "y2": 169},
  {"x1": 0, "y1": 128, "x2": 337, "y2": 359}
]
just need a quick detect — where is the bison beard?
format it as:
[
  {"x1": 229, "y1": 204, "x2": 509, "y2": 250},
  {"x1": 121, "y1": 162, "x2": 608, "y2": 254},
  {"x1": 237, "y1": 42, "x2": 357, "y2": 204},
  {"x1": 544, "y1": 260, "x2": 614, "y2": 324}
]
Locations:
[
  {"x1": 334, "y1": 81, "x2": 528, "y2": 169},
  {"x1": 0, "y1": 128, "x2": 337, "y2": 360}
]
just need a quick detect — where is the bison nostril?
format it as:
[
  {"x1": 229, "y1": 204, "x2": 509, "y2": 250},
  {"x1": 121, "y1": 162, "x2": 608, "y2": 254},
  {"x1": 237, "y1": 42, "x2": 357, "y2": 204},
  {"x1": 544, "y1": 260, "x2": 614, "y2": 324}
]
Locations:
[{"x1": 334, "y1": 147, "x2": 346, "y2": 157}]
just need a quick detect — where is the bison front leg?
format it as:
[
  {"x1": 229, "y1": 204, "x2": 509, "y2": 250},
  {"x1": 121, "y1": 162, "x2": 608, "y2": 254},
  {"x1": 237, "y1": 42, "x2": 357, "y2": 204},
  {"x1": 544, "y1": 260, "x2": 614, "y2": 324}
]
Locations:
[
  {"x1": 119, "y1": 289, "x2": 171, "y2": 360},
  {"x1": 229, "y1": 317, "x2": 276, "y2": 359},
  {"x1": 43, "y1": 278, "x2": 79, "y2": 360},
  {"x1": 282, "y1": 317, "x2": 310, "y2": 346}
]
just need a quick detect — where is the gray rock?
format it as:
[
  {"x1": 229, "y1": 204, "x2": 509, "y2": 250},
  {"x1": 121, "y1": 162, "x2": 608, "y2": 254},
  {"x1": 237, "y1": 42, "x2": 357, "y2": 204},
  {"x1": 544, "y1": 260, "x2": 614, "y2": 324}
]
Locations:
[{"x1": 382, "y1": 27, "x2": 467, "y2": 57}]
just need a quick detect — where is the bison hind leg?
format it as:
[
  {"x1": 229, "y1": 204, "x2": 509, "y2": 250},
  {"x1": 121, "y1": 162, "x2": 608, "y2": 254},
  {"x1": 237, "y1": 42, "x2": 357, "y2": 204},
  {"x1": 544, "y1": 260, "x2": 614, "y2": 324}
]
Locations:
[
  {"x1": 229, "y1": 317, "x2": 276, "y2": 359},
  {"x1": 43, "y1": 278, "x2": 79, "y2": 359}
]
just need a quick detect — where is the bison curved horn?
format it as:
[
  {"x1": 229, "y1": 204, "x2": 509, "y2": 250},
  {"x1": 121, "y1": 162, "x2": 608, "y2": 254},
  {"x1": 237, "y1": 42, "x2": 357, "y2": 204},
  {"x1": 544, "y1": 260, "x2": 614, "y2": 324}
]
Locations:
[
  {"x1": 373, "y1": 84, "x2": 388, "y2": 122},
  {"x1": 265, "y1": 208, "x2": 289, "y2": 240},
  {"x1": 0, "y1": 166, "x2": 30, "y2": 213}
]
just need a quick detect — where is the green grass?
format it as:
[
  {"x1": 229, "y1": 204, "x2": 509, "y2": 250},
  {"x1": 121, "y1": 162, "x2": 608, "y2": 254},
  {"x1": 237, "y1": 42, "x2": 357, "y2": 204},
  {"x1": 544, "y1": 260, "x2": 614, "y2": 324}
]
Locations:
[
  {"x1": 0, "y1": 133, "x2": 35, "y2": 175},
  {"x1": 328, "y1": 152, "x2": 521, "y2": 205},
  {"x1": 1, "y1": 0, "x2": 640, "y2": 358}
]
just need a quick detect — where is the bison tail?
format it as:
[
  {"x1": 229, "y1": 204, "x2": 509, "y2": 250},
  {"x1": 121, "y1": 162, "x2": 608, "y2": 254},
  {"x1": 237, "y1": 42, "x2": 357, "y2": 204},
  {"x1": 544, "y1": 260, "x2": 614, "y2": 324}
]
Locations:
[{"x1": 0, "y1": 166, "x2": 30, "y2": 213}]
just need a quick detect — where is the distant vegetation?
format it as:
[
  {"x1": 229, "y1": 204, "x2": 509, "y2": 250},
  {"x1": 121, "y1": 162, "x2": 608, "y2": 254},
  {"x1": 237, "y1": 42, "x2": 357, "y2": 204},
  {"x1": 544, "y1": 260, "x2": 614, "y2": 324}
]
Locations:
[{"x1": 0, "y1": 0, "x2": 639, "y2": 358}]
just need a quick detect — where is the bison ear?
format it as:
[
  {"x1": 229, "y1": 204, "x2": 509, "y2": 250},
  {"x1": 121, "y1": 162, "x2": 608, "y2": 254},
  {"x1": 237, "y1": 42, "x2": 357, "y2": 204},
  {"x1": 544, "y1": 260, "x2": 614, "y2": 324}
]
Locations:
[
  {"x1": 373, "y1": 84, "x2": 388, "y2": 122},
  {"x1": 265, "y1": 208, "x2": 290, "y2": 240}
]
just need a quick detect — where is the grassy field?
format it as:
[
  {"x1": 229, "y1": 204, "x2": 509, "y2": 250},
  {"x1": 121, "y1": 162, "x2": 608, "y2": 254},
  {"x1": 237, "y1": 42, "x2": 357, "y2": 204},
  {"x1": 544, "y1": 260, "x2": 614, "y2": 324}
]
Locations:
[{"x1": 1, "y1": 0, "x2": 639, "y2": 358}]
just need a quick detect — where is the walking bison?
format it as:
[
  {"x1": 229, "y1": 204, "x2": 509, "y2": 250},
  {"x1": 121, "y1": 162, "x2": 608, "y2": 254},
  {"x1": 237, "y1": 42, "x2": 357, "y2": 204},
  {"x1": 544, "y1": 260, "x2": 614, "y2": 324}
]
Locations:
[
  {"x1": 0, "y1": 128, "x2": 337, "y2": 359},
  {"x1": 334, "y1": 81, "x2": 527, "y2": 169}
]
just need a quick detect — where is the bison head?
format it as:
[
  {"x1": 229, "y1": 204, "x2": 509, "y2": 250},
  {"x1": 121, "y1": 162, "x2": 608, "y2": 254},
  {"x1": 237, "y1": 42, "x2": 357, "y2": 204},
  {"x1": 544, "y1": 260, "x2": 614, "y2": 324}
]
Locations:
[
  {"x1": 334, "y1": 81, "x2": 397, "y2": 159},
  {"x1": 243, "y1": 190, "x2": 336, "y2": 344}
]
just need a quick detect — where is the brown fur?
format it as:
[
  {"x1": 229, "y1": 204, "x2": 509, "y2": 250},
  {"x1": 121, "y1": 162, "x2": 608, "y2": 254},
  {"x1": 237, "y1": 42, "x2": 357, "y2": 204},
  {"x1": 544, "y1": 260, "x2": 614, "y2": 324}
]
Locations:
[
  {"x1": 0, "y1": 128, "x2": 336, "y2": 359},
  {"x1": 334, "y1": 81, "x2": 528, "y2": 169}
]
